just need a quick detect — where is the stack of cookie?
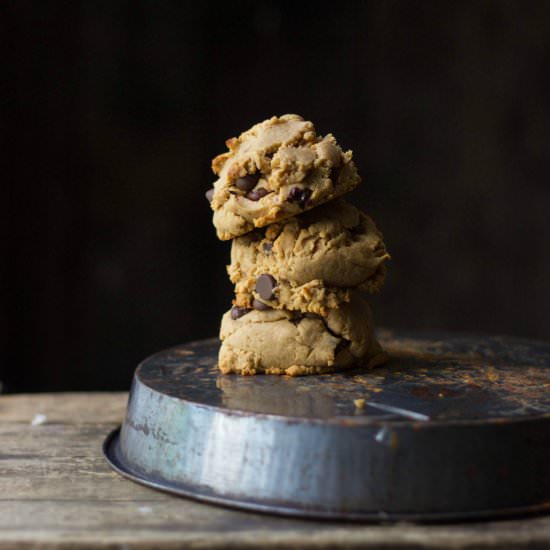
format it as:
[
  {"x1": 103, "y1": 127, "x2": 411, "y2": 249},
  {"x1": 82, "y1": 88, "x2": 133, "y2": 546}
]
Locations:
[{"x1": 206, "y1": 115, "x2": 390, "y2": 376}]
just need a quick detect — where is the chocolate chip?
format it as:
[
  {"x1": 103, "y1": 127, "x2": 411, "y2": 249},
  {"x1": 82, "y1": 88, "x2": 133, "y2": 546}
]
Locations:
[
  {"x1": 287, "y1": 187, "x2": 312, "y2": 208},
  {"x1": 235, "y1": 173, "x2": 260, "y2": 192},
  {"x1": 246, "y1": 187, "x2": 269, "y2": 201},
  {"x1": 252, "y1": 298, "x2": 272, "y2": 311},
  {"x1": 255, "y1": 274, "x2": 277, "y2": 300},
  {"x1": 205, "y1": 188, "x2": 215, "y2": 203},
  {"x1": 262, "y1": 242, "x2": 273, "y2": 253},
  {"x1": 230, "y1": 306, "x2": 251, "y2": 320},
  {"x1": 335, "y1": 338, "x2": 351, "y2": 355}
]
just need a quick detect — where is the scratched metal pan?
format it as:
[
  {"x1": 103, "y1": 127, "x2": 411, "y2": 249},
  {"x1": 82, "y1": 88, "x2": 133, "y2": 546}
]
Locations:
[{"x1": 104, "y1": 330, "x2": 550, "y2": 521}]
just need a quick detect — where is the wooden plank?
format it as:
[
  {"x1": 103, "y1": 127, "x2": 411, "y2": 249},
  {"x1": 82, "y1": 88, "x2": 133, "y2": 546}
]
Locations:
[
  {"x1": 0, "y1": 502, "x2": 550, "y2": 550},
  {"x1": 0, "y1": 393, "x2": 549, "y2": 549},
  {"x1": 0, "y1": 392, "x2": 127, "y2": 423}
]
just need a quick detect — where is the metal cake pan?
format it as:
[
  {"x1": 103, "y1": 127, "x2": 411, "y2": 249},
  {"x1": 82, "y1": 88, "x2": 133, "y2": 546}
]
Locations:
[{"x1": 104, "y1": 330, "x2": 550, "y2": 521}]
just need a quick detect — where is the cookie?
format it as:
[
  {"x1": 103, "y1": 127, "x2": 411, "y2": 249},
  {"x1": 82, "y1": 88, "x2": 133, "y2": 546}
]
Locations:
[
  {"x1": 228, "y1": 200, "x2": 390, "y2": 315},
  {"x1": 218, "y1": 293, "x2": 387, "y2": 376},
  {"x1": 207, "y1": 114, "x2": 361, "y2": 240}
]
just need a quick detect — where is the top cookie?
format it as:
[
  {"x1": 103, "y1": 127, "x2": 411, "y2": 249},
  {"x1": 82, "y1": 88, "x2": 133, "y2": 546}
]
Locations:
[{"x1": 207, "y1": 114, "x2": 361, "y2": 240}]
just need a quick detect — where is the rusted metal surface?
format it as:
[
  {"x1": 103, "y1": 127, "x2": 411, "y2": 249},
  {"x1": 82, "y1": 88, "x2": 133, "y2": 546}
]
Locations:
[{"x1": 104, "y1": 330, "x2": 550, "y2": 520}]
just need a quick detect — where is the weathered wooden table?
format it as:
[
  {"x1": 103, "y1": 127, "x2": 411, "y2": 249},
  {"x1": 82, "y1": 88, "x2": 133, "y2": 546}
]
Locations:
[{"x1": 1, "y1": 392, "x2": 550, "y2": 549}]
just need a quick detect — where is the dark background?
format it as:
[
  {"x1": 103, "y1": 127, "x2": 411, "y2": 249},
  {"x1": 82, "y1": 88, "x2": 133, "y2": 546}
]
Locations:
[{"x1": 2, "y1": 1, "x2": 549, "y2": 392}]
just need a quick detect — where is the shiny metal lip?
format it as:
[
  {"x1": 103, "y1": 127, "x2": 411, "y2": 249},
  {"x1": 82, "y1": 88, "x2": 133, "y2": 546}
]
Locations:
[
  {"x1": 103, "y1": 332, "x2": 550, "y2": 521},
  {"x1": 134, "y1": 382, "x2": 550, "y2": 427},
  {"x1": 104, "y1": 427, "x2": 550, "y2": 522},
  {"x1": 129, "y1": 343, "x2": 550, "y2": 428}
]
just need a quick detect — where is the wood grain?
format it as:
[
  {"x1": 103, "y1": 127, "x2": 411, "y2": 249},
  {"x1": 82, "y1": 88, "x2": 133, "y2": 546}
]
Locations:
[{"x1": 0, "y1": 392, "x2": 549, "y2": 549}]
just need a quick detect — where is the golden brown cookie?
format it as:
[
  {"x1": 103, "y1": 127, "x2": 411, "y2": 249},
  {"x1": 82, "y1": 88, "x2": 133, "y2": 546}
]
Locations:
[
  {"x1": 228, "y1": 200, "x2": 390, "y2": 316},
  {"x1": 207, "y1": 114, "x2": 361, "y2": 240},
  {"x1": 218, "y1": 293, "x2": 387, "y2": 376}
]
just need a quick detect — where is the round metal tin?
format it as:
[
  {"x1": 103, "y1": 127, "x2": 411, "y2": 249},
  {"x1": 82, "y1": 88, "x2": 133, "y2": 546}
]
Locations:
[{"x1": 104, "y1": 330, "x2": 550, "y2": 521}]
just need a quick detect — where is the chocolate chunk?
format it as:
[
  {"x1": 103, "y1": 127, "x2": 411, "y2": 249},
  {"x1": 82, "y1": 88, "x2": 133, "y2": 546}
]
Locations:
[
  {"x1": 287, "y1": 187, "x2": 312, "y2": 208},
  {"x1": 246, "y1": 187, "x2": 269, "y2": 201},
  {"x1": 262, "y1": 242, "x2": 273, "y2": 253},
  {"x1": 230, "y1": 306, "x2": 251, "y2": 320},
  {"x1": 235, "y1": 173, "x2": 260, "y2": 192},
  {"x1": 255, "y1": 274, "x2": 277, "y2": 300},
  {"x1": 335, "y1": 338, "x2": 351, "y2": 355},
  {"x1": 205, "y1": 188, "x2": 215, "y2": 203},
  {"x1": 252, "y1": 298, "x2": 272, "y2": 311}
]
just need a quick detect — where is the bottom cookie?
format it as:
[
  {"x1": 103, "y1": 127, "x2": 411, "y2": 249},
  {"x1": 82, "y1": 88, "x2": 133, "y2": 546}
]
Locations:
[{"x1": 218, "y1": 294, "x2": 387, "y2": 376}]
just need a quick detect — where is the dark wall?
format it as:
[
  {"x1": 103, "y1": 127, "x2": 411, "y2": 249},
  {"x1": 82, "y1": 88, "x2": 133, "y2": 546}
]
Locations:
[{"x1": 2, "y1": 1, "x2": 550, "y2": 392}]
